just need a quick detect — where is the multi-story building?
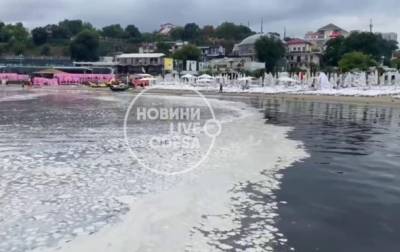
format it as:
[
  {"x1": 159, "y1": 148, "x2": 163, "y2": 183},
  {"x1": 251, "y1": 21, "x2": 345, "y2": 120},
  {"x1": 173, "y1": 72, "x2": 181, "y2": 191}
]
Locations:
[
  {"x1": 198, "y1": 45, "x2": 226, "y2": 61},
  {"x1": 286, "y1": 39, "x2": 321, "y2": 71},
  {"x1": 138, "y1": 43, "x2": 158, "y2": 53},
  {"x1": 169, "y1": 41, "x2": 189, "y2": 54},
  {"x1": 159, "y1": 23, "x2": 176, "y2": 35},
  {"x1": 305, "y1": 23, "x2": 349, "y2": 48},
  {"x1": 115, "y1": 53, "x2": 165, "y2": 74}
]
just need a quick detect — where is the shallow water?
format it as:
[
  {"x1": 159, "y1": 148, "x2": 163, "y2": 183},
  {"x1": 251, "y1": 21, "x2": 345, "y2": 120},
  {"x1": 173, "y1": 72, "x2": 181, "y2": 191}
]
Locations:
[{"x1": 251, "y1": 98, "x2": 400, "y2": 252}]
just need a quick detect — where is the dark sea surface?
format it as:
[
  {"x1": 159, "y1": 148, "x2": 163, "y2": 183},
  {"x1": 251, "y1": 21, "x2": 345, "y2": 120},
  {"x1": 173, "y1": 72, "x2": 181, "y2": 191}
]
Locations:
[{"x1": 248, "y1": 97, "x2": 400, "y2": 252}]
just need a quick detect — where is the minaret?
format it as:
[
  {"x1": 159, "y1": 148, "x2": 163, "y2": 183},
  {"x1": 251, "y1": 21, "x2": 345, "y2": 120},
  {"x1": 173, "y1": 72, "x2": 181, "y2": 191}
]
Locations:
[
  {"x1": 369, "y1": 19, "x2": 373, "y2": 33},
  {"x1": 284, "y1": 26, "x2": 287, "y2": 39},
  {"x1": 261, "y1": 17, "x2": 264, "y2": 34}
]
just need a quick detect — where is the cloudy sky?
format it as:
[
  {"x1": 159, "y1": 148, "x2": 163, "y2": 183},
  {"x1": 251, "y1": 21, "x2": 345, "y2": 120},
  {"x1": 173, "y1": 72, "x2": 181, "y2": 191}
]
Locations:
[{"x1": 1, "y1": 0, "x2": 399, "y2": 39}]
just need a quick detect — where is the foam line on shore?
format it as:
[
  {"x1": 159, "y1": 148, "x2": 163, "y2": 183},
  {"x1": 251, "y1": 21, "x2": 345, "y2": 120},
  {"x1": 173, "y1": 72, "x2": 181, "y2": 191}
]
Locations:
[{"x1": 40, "y1": 99, "x2": 308, "y2": 252}]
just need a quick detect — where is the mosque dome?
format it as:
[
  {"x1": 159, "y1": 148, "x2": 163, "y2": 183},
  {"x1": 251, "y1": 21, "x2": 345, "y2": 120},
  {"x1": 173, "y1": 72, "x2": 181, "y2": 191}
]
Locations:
[{"x1": 238, "y1": 33, "x2": 267, "y2": 46}]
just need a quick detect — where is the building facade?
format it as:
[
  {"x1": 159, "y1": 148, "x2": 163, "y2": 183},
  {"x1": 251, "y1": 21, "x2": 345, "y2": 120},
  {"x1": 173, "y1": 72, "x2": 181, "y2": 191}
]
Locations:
[
  {"x1": 198, "y1": 45, "x2": 226, "y2": 61},
  {"x1": 286, "y1": 39, "x2": 321, "y2": 71},
  {"x1": 232, "y1": 32, "x2": 281, "y2": 61},
  {"x1": 305, "y1": 23, "x2": 349, "y2": 48},
  {"x1": 138, "y1": 43, "x2": 158, "y2": 53},
  {"x1": 115, "y1": 53, "x2": 165, "y2": 74},
  {"x1": 159, "y1": 23, "x2": 176, "y2": 35}
]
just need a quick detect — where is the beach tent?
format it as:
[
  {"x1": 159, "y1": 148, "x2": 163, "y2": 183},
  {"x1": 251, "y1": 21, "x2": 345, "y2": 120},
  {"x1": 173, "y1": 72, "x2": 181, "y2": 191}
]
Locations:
[
  {"x1": 198, "y1": 74, "x2": 214, "y2": 79},
  {"x1": 182, "y1": 74, "x2": 196, "y2": 79},
  {"x1": 182, "y1": 74, "x2": 195, "y2": 79},
  {"x1": 318, "y1": 72, "x2": 332, "y2": 90}
]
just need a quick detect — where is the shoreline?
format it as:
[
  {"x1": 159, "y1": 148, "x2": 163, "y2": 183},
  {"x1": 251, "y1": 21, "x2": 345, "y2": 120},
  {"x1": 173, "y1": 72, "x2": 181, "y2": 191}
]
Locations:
[
  {"x1": 3, "y1": 84, "x2": 400, "y2": 107},
  {"x1": 19, "y1": 86, "x2": 400, "y2": 106},
  {"x1": 138, "y1": 88, "x2": 400, "y2": 107}
]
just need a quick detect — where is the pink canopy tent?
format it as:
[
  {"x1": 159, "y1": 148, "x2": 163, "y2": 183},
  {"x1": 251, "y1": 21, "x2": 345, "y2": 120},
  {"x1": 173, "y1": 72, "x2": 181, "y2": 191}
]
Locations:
[
  {"x1": 54, "y1": 73, "x2": 115, "y2": 85},
  {"x1": 0, "y1": 73, "x2": 30, "y2": 82}
]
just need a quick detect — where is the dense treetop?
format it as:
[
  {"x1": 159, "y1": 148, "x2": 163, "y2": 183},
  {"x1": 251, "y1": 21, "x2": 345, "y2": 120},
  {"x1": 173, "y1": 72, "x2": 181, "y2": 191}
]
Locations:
[
  {"x1": 0, "y1": 20, "x2": 257, "y2": 58},
  {"x1": 0, "y1": 19, "x2": 398, "y2": 74}
]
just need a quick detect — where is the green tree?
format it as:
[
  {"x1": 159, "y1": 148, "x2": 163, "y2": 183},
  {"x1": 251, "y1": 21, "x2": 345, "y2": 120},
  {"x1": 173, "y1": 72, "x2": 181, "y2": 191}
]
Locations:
[
  {"x1": 324, "y1": 32, "x2": 398, "y2": 67},
  {"x1": 70, "y1": 30, "x2": 100, "y2": 61},
  {"x1": 183, "y1": 23, "x2": 201, "y2": 42},
  {"x1": 125, "y1": 25, "x2": 141, "y2": 41},
  {"x1": 0, "y1": 22, "x2": 11, "y2": 42},
  {"x1": 9, "y1": 23, "x2": 29, "y2": 41},
  {"x1": 322, "y1": 36, "x2": 345, "y2": 66},
  {"x1": 391, "y1": 58, "x2": 400, "y2": 70},
  {"x1": 40, "y1": 45, "x2": 51, "y2": 56},
  {"x1": 156, "y1": 41, "x2": 171, "y2": 56},
  {"x1": 32, "y1": 27, "x2": 48, "y2": 45},
  {"x1": 170, "y1": 27, "x2": 184, "y2": 41},
  {"x1": 215, "y1": 22, "x2": 254, "y2": 41},
  {"x1": 3, "y1": 23, "x2": 30, "y2": 55},
  {"x1": 201, "y1": 25, "x2": 215, "y2": 43},
  {"x1": 255, "y1": 36, "x2": 285, "y2": 73},
  {"x1": 102, "y1": 24, "x2": 126, "y2": 38},
  {"x1": 338, "y1": 52, "x2": 377, "y2": 72},
  {"x1": 59, "y1": 20, "x2": 84, "y2": 37},
  {"x1": 47, "y1": 24, "x2": 70, "y2": 40},
  {"x1": 172, "y1": 44, "x2": 201, "y2": 61},
  {"x1": 7, "y1": 38, "x2": 27, "y2": 55}
]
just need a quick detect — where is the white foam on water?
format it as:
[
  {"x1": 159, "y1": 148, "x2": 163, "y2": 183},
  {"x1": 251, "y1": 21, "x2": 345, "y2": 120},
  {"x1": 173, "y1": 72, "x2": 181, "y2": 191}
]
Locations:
[
  {"x1": 88, "y1": 96, "x2": 119, "y2": 102},
  {"x1": 38, "y1": 97, "x2": 308, "y2": 252},
  {"x1": 0, "y1": 93, "x2": 48, "y2": 102}
]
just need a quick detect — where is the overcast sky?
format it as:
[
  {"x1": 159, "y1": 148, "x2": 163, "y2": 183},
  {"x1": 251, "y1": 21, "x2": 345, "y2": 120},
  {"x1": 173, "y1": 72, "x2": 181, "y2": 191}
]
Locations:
[{"x1": 1, "y1": 0, "x2": 399, "y2": 39}]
